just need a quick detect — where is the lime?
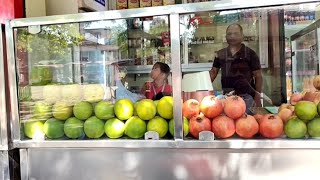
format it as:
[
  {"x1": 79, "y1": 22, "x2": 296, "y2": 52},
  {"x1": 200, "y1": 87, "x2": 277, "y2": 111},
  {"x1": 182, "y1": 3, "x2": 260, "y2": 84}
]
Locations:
[
  {"x1": 308, "y1": 118, "x2": 320, "y2": 138},
  {"x1": 284, "y1": 117, "x2": 307, "y2": 139},
  {"x1": 23, "y1": 119, "x2": 44, "y2": 139},
  {"x1": 84, "y1": 116, "x2": 105, "y2": 139},
  {"x1": 136, "y1": 99, "x2": 156, "y2": 120},
  {"x1": 32, "y1": 101, "x2": 52, "y2": 120},
  {"x1": 104, "y1": 118, "x2": 125, "y2": 139},
  {"x1": 94, "y1": 101, "x2": 114, "y2": 120},
  {"x1": 169, "y1": 117, "x2": 189, "y2": 137},
  {"x1": 43, "y1": 118, "x2": 65, "y2": 139},
  {"x1": 133, "y1": 102, "x2": 138, "y2": 116},
  {"x1": 125, "y1": 116, "x2": 147, "y2": 139},
  {"x1": 157, "y1": 96, "x2": 173, "y2": 119},
  {"x1": 73, "y1": 101, "x2": 93, "y2": 120},
  {"x1": 64, "y1": 117, "x2": 84, "y2": 139},
  {"x1": 114, "y1": 99, "x2": 134, "y2": 120},
  {"x1": 147, "y1": 116, "x2": 168, "y2": 138},
  {"x1": 52, "y1": 101, "x2": 73, "y2": 120}
]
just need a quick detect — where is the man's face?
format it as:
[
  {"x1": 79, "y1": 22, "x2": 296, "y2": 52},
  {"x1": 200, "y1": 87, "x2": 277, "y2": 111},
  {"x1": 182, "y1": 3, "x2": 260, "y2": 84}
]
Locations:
[{"x1": 226, "y1": 25, "x2": 243, "y2": 46}]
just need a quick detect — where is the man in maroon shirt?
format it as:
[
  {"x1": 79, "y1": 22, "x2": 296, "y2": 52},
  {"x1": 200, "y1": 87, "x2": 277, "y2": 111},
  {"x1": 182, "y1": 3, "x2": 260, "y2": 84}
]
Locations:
[{"x1": 209, "y1": 24, "x2": 263, "y2": 113}]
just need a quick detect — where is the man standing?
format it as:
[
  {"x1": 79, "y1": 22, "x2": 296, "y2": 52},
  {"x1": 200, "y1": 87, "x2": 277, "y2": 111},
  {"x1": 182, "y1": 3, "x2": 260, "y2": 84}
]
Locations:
[{"x1": 209, "y1": 23, "x2": 263, "y2": 113}]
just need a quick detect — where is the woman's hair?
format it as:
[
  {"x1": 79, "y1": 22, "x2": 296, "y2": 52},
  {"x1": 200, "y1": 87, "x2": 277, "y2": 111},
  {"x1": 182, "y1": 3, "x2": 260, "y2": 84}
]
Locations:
[{"x1": 153, "y1": 62, "x2": 170, "y2": 75}]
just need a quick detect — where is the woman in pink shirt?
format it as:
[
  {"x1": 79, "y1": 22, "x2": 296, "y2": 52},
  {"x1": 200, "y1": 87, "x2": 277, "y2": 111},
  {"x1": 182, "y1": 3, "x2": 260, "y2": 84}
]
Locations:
[{"x1": 142, "y1": 62, "x2": 172, "y2": 100}]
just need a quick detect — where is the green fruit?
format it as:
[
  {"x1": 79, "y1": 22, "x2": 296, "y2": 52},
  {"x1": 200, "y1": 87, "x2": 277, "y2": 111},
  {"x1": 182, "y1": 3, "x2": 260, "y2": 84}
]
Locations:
[
  {"x1": 133, "y1": 101, "x2": 139, "y2": 116},
  {"x1": 136, "y1": 99, "x2": 157, "y2": 120},
  {"x1": 52, "y1": 102, "x2": 73, "y2": 120},
  {"x1": 32, "y1": 101, "x2": 52, "y2": 120},
  {"x1": 114, "y1": 99, "x2": 134, "y2": 120},
  {"x1": 84, "y1": 116, "x2": 105, "y2": 139},
  {"x1": 169, "y1": 117, "x2": 189, "y2": 137},
  {"x1": 308, "y1": 118, "x2": 320, "y2": 138},
  {"x1": 94, "y1": 101, "x2": 115, "y2": 120},
  {"x1": 284, "y1": 117, "x2": 307, "y2": 139},
  {"x1": 23, "y1": 119, "x2": 44, "y2": 139},
  {"x1": 147, "y1": 116, "x2": 168, "y2": 138},
  {"x1": 64, "y1": 117, "x2": 84, "y2": 139},
  {"x1": 125, "y1": 116, "x2": 147, "y2": 139},
  {"x1": 317, "y1": 102, "x2": 320, "y2": 115},
  {"x1": 295, "y1": 101, "x2": 317, "y2": 122},
  {"x1": 43, "y1": 118, "x2": 65, "y2": 139},
  {"x1": 104, "y1": 118, "x2": 125, "y2": 139},
  {"x1": 73, "y1": 101, "x2": 93, "y2": 120},
  {"x1": 157, "y1": 96, "x2": 173, "y2": 119}
]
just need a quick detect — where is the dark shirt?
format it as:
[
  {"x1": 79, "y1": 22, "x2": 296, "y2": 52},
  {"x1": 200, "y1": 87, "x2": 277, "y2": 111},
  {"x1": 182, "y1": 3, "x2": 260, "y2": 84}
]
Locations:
[{"x1": 212, "y1": 44, "x2": 261, "y2": 96}]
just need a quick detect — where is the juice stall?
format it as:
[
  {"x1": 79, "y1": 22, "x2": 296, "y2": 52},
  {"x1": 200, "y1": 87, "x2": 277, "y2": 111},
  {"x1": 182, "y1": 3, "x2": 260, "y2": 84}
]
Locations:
[{"x1": 5, "y1": 0, "x2": 320, "y2": 179}]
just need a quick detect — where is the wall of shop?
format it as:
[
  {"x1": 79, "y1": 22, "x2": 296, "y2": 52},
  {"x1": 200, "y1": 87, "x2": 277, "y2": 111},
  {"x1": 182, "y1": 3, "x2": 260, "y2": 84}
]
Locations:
[{"x1": 0, "y1": 0, "x2": 24, "y2": 24}]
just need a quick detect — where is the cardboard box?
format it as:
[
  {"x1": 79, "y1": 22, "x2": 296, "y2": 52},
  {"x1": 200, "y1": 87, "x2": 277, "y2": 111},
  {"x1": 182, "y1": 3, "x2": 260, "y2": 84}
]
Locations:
[
  {"x1": 152, "y1": 0, "x2": 163, "y2": 6},
  {"x1": 140, "y1": 0, "x2": 152, "y2": 8},
  {"x1": 117, "y1": 0, "x2": 128, "y2": 9},
  {"x1": 128, "y1": 0, "x2": 139, "y2": 8}
]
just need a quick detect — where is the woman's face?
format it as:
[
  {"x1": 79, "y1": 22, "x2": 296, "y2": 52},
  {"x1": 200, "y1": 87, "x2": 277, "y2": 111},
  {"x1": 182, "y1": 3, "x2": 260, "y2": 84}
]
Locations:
[{"x1": 150, "y1": 65, "x2": 163, "y2": 80}]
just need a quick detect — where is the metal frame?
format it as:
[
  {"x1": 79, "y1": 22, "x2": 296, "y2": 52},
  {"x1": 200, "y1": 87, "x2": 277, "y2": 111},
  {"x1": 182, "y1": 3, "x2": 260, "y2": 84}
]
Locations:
[
  {"x1": 0, "y1": 151, "x2": 9, "y2": 180},
  {"x1": 5, "y1": 0, "x2": 320, "y2": 148},
  {"x1": 0, "y1": 25, "x2": 8, "y2": 151}
]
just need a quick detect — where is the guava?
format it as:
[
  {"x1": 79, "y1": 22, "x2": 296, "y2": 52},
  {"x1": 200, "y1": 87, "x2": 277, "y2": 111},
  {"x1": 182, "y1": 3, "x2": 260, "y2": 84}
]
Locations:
[
  {"x1": 73, "y1": 101, "x2": 93, "y2": 120},
  {"x1": 157, "y1": 96, "x2": 173, "y2": 119},
  {"x1": 43, "y1": 118, "x2": 65, "y2": 139},
  {"x1": 136, "y1": 99, "x2": 156, "y2": 120},
  {"x1": 147, "y1": 116, "x2": 168, "y2": 138},
  {"x1": 104, "y1": 118, "x2": 125, "y2": 139},
  {"x1": 52, "y1": 101, "x2": 73, "y2": 120},
  {"x1": 125, "y1": 116, "x2": 147, "y2": 139},
  {"x1": 84, "y1": 116, "x2": 105, "y2": 139},
  {"x1": 114, "y1": 98, "x2": 134, "y2": 120},
  {"x1": 94, "y1": 101, "x2": 114, "y2": 120}
]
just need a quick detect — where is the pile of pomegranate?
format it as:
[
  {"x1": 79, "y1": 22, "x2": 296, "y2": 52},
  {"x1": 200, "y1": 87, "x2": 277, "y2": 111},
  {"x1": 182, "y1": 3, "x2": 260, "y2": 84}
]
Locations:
[{"x1": 182, "y1": 95, "x2": 283, "y2": 139}]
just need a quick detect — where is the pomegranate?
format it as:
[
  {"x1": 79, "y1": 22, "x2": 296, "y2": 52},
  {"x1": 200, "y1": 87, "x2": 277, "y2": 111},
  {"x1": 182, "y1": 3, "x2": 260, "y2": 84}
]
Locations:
[
  {"x1": 223, "y1": 95, "x2": 246, "y2": 120},
  {"x1": 200, "y1": 95, "x2": 223, "y2": 119},
  {"x1": 290, "y1": 93, "x2": 304, "y2": 105},
  {"x1": 189, "y1": 113, "x2": 211, "y2": 139},
  {"x1": 313, "y1": 75, "x2": 320, "y2": 90},
  {"x1": 212, "y1": 115, "x2": 235, "y2": 138},
  {"x1": 278, "y1": 108, "x2": 293, "y2": 123},
  {"x1": 235, "y1": 115, "x2": 259, "y2": 138},
  {"x1": 253, "y1": 114, "x2": 264, "y2": 124},
  {"x1": 182, "y1": 99, "x2": 200, "y2": 120},
  {"x1": 259, "y1": 114, "x2": 283, "y2": 138}
]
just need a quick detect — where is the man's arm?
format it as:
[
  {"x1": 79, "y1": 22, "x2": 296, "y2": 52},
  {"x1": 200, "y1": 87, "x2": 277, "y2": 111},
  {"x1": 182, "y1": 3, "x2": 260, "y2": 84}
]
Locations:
[
  {"x1": 209, "y1": 67, "x2": 219, "y2": 82},
  {"x1": 252, "y1": 69, "x2": 262, "y2": 106}
]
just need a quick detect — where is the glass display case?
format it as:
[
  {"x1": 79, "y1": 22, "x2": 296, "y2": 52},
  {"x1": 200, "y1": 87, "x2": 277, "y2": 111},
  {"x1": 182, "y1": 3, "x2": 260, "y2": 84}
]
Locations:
[
  {"x1": 4, "y1": 0, "x2": 320, "y2": 147},
  {"x1": 291, "y1": 19, "x2": 320, "y2": 93}
]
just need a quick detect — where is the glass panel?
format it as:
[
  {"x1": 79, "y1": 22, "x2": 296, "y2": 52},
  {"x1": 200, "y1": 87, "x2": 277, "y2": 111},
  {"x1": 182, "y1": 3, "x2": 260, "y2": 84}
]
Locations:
[
  {"x1": 179, "y1": 2, "x2": 320, "y2": 140},
  {"x1": 291, "y1": 29, "x2": 317, "y2": 92},
  {"x1": 15, "y1": 15, "x2": 172, "y2": 141}
]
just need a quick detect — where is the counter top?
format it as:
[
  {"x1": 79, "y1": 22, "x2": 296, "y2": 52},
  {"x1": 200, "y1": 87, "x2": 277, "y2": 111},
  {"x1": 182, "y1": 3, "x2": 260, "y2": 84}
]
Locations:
[{"x1": 15, "y1": 139, "x2": 320, "y2": 149}]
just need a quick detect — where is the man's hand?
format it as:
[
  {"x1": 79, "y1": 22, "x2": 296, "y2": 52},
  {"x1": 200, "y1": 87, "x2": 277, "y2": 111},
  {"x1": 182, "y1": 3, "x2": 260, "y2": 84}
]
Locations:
[{"x1": 254, "y1": 93, "x2": 262, "y2": 107}]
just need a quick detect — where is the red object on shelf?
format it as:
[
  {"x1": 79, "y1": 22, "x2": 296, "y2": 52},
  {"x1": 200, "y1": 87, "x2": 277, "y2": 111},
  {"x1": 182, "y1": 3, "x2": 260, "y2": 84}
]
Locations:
[{"x1": 0, "y1": 0, "x2": 24, "y2": 24}]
